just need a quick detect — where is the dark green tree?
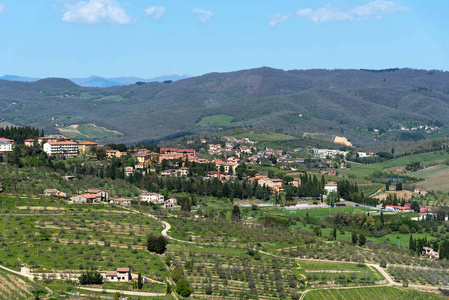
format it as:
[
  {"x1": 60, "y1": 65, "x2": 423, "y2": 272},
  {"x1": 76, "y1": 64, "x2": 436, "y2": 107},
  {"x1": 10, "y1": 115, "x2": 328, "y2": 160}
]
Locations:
[
  {"x1": 137, "y1": 273, "x2": 143, "y2": 289},
  {"x1": 176, "y1": 278, "x2": 191, "y2": 297},
  {"x1": 231, "y1": 205, "x2": 240, "y2": 222},
  {"x1": 351, "y1": 232, "x2": 358, "y2": 244},
  {"x1": 146, "y1": 235, "x2": 167, "y2": 254},
  {"x1": 410, "y1": 201, "x2": 420, "y2": 212},
  {"x1": 358, "y1": 234, "x2": 366, "y2": 246}
]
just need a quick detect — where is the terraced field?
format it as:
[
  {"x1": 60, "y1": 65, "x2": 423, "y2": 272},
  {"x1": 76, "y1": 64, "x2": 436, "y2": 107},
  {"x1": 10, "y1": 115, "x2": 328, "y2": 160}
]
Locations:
[
  {"x1": 412, "y1": 165, "x2": 449, "y2": 192},
  {"x1": 304, "y1": 286, "x2": 441, "y2": 300},
  {"x1": 58, "y1": 123, "x2": 122, "y2": 140},
  {"x1": 0, "y1": 268, "x2": 45, "y2": 299}
]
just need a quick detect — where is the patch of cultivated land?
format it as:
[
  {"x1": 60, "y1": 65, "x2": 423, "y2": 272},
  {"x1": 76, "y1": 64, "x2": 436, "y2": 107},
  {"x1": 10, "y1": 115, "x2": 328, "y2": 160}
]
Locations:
[
  {"x1": 338, "y1": 151, "x2": 449, "y2": 180},
  {"x1": 333, "y1": 136, "x2": 353, "y2": 147},
  {"x1": 58, "y1": 123, "x2": 122, "y2": 140},
  {"x1": 0, "y1": 196, "x2": 167, "y2": 288},
  {"x1": 304, "y1": 286, "x2": 442, "y2": 300},
  {"x1": 197, "y1": 114, "x2": 235, "y2": 127},
  {"x1": 0, "y1": 268, "x2": 45, "y2": 299},
  {"x1": 412, "y1": 165, "x2": 449, "y2": 192},
  {"x1": 377, "y1": 190, "x2": 413, "y2": 201}
]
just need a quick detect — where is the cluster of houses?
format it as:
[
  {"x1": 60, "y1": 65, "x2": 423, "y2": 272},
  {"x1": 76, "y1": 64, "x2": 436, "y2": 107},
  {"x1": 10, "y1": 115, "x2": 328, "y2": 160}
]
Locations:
[
  {"x1": 400, "y1": 125, "x2": 439, "y2": 132},
  {"x1": 48, "y1": 188, "x2": 179, "y2": 208},
  {"x1": 311, "y1": 148, "x2": 375, "y2": 159},
  {"x1": 0, "y1": 136, "x2": 99, "y2": 158},
  {"x1": 385, "y1": 202, "x2": 430, "y2": 213},
  {"x1": 208, "y1": 142, "x2": 255, "y2": 157}
]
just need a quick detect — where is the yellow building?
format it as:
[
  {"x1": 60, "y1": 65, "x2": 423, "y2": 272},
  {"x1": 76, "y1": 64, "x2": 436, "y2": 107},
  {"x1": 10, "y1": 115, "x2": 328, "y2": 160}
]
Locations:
[{"x1": 78, "y1": 142, "x2": 98, "y2": 154}]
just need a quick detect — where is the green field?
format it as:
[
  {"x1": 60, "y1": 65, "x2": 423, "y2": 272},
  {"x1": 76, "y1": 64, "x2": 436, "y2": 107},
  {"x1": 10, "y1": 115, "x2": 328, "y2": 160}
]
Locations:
[
  {"x1": 304, "y1": 286, "x2": 441, "y2": 300},
  {"x1": 339, "y1": 151, "x2": 449, "y2": 180},
  {"x1": 235, "y1": 131, "x2": 295, "y2": 141},
  {"x1": 58, "y1": 123, "x2": 123, "y2": 140},
  {"x1": 197, "y1": 115, "x2": 235, "y2": 127}
]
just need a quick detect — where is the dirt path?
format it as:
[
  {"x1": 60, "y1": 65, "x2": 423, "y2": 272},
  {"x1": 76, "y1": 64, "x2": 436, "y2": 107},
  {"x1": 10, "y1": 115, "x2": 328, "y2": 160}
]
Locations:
[
  {"x1": 122, "y1": 207, "x2": 194, "y2": 244},
  {"x1": 77, "y1": 286, "x2": 166, "y2": 296}
]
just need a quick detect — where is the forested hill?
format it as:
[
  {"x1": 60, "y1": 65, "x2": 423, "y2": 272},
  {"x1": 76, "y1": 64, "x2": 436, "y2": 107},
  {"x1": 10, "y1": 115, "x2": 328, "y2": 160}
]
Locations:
[{"x1": 0, "y1": 67, "x2": 448, "y2": 146}]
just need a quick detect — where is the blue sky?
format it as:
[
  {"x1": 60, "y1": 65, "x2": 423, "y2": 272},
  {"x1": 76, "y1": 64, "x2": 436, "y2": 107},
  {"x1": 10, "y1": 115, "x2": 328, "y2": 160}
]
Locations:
[{"x1": 0, "y1": 0, "x2": 448, "y2": 78}]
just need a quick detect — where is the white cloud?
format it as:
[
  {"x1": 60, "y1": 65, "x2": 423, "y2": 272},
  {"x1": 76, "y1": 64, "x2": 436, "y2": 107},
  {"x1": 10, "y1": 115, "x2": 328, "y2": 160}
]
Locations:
[
  {"x1": 272, "y1": 0, "x2": 408, "y2": 25},
  {"x1": 350, "y1": 0, "x2": 409, "y2": 20},
  {"x1": 192, "y1": 8, "x2": 213, "y2": 22},
  {"x1": 145, "y1": 6, "x2": 166, "y2": 21},
  {"x1": 297, "y1": 7, "x2": 352, "y2": 23},
  {"x1": 62, "y1": 0, "x2": 131, "y2": 24},
  {"x1": 0, "y1": 4, "x2": 6, "y2": 15},
  {"x1": 269, "y1": 13, "x2": 290, "y2": 27}
]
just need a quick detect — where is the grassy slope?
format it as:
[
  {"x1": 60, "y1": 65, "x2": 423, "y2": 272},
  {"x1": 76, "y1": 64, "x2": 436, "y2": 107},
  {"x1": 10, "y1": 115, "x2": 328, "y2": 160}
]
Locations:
[
  {"x1": 58, "y1": 123, "x2": 122, "y2": 140},
  {"x1": 412, "y1": 165, "x2": 449, "y2": 192},
  {"x1": 197, "y1": 115, "x2": 235, "y2": 127},
  {"x1": 339, "y1": 151, "x2": 449, "y2": 180}
]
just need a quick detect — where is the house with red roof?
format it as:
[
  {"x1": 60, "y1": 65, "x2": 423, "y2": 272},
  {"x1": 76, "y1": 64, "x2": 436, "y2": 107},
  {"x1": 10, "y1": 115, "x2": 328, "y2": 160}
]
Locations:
[{"x1": 0, "y1": 138, "x2": 14, "y2": 152}]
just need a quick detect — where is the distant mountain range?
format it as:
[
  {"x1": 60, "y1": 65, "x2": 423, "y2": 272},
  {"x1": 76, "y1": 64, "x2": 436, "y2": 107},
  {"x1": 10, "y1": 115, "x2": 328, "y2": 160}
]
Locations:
[
  {"x1": 0, "y1": 67, "x2": 448, "y2": 146},
  {"x1": 0, "y1": 74, "x2": 190, "y2": 87}
]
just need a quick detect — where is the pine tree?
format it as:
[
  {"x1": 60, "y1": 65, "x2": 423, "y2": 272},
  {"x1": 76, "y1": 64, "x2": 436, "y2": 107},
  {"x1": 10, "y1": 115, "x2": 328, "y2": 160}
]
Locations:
[
  {"x1": 351, "y1": 232, "x2": 358, "y2": 244},
  {"x1": 358, "y1": 234, "x2": 366, "y2": 246},
  {"x1": 409, "y1": 235, "x2": 415, "y2": 252}
]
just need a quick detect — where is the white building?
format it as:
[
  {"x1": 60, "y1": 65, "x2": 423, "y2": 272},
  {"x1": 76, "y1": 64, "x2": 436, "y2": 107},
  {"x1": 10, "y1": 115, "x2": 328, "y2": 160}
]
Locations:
[
  {"x1": 324, "y1": 181, "x2": 338, "y2": 195},
  {"x1": 0, "y1": 138, "x2": 14, "y2": 152},
  {"x1": 139, "y1": 192, "x2": 165, "y2": 204},
  {"x1": 111, "y1": 198, "x2": 132, "y2": 206},
  {"x1": 43, "y1": 141, "x2": 78, "y2": 158},
  {"x1": 311, "y1": 148, "x2": 348, "y2": 159},
  {"x1": 164, "y1": 198, "x2": 177, "y2": 208}
]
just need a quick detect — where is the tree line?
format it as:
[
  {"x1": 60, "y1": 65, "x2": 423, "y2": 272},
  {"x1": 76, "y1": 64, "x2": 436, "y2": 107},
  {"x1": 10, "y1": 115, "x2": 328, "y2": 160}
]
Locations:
[{"x1": 0, "y1": 126, "x2": 43, "y2": 144}]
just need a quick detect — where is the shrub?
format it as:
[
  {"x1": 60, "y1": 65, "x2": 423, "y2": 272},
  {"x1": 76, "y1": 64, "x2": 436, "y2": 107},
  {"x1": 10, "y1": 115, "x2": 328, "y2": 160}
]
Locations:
[
  {"x1": 78, "y1": 271, "x2": 103, "y2": 285},
  {"x1": 176, "y1": 278, "x2": 192, "y2": 297},
  {"x1": 172, "y1": 268, "x2": 182, "y2": 283},
  {"x1": 399, "y1": 225, "x2": 410, "y2": 234},
  {"x1": 147, "y1": 235, "x2": 167, "y2": 254}
]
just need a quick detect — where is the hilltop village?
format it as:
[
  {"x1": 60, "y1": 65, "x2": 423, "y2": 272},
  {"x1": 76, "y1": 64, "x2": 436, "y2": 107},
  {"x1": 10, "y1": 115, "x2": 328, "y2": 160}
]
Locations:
[
  {"x1": 1, "y1": 125, "x2": 449, "y2": 299},
  {"x1": 0, "y1": 131, "x2": 436, "y2": 214}
]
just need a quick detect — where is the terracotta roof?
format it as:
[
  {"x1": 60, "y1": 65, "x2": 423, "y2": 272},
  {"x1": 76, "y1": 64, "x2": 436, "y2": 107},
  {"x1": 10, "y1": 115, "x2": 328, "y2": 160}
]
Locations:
[
  {"x1": 116, "y1": 268, "x2": 130, "y2": 272},
  {"x1": 106, "y1": 271, "x2": 117, "y2": 276},
  {"x1": 79, "y1": 142, "x2": 97, "y2": 145},
  {"x1": 47, "y1": 141, "x2": 78, "y2": 145},
  {"x1": 81, "y1": 194, "x2": 100, "y2": 199}
]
